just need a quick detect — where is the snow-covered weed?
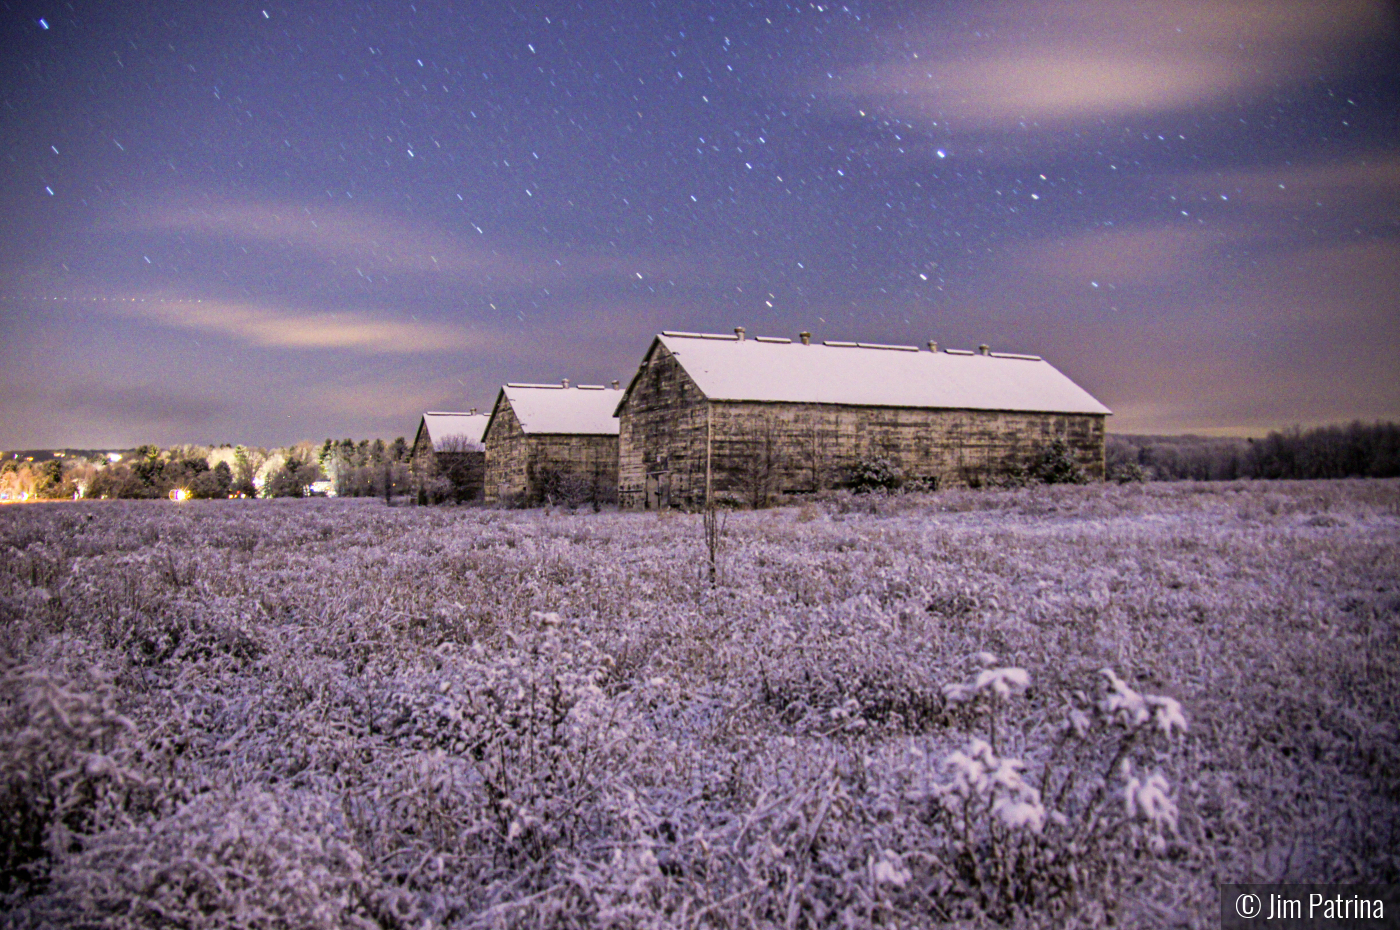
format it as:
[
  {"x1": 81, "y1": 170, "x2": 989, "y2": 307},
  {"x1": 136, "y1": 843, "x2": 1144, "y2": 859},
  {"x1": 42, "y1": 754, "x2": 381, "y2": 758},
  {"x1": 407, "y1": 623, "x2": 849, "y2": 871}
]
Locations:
[
  {"x1": 366, "y1": 612, "x2": 627, "y2": 869},
  {"x1": 914, "y1": 661, "x2": 1192, "y2": 923}
]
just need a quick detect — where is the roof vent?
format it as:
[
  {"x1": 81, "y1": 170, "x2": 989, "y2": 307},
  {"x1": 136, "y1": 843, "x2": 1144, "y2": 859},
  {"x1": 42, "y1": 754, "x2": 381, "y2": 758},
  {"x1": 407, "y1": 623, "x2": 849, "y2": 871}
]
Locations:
[
  {"x1": 799, "y1": 331, "x2": 811, "y2": 345},
  {"x1": 561, "y1": 378, "x2": 570, "y2": 388},
  {"x1": 734, "y1": 326, "x2": 746, "y2": 341},
  {"x1": 857, "y1": 342, "x2": 919, "y2": 352},
  {"x1": 927, "y1": 340, "x2": 938, "y2": 353},
  {"x1": 662, "y1": 330, "x2": 740, "y2": 341},
  {"x1": 978, "y1": 344, "x2": 991, "y2": 356}
]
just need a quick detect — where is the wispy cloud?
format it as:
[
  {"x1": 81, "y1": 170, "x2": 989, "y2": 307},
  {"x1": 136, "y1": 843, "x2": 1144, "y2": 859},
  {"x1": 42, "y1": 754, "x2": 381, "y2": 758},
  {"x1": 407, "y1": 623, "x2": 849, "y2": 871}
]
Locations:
[
  {"x1": 0, "y1": 379, "x2": 227, "y2": 448},
  {"x1": 64, "y1": 382, "x2": 226, "y2": 427},
  {"x1": 996, "y1": 226, "x2": 1400, "y2": 434},
  {"x1": 133, "y1": 201, "x2": 537, "y2": 280},
  {"x1": 1010, "y1": 224, "x2": 1224, "y2": 289},
  {"x1": 1006, "y1": 154, "x2": 1400, "y2": 289},
  {"x1": 305, "y1": 381, "x2": 452, "y2": 421},
  {"x1": 1176, "y1": 156, "x2": 1400, "y2": 224},
  {"x1": 111, "y1": 299, "x2": 488, "y2": 354},
  {"x1": 828, "y1": 0, "x2": 1394, "y2": 128},
  {"x1": 126, "y1": 198, "x2": 690, "y2": 289}
]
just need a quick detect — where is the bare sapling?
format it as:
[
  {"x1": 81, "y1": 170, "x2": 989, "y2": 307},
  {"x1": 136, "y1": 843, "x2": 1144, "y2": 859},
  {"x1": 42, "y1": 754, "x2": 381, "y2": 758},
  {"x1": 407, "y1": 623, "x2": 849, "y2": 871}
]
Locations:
[{"x1": 702, "y1": 501, "x2": 727, "y2": 585}]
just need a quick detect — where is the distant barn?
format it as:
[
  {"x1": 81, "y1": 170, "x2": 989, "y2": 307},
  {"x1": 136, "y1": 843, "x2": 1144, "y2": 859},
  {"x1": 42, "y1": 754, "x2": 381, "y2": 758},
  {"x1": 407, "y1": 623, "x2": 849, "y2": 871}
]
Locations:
[
  {"x1": 483, "y1": 382, "x2": 621, "y2": 506},
  {"x1": 615, "y1": 329, "x2": 1111, "y2": 509},
  {"x1": 410, "y1": 411, "x2": 489, "y2": 503}
]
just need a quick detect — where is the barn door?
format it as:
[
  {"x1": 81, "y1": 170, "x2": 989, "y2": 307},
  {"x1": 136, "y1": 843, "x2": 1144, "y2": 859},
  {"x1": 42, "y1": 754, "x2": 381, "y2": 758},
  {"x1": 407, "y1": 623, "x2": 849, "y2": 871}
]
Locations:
[{"x1": 646, "y1": 471, "x2": 670, "y2": 509}]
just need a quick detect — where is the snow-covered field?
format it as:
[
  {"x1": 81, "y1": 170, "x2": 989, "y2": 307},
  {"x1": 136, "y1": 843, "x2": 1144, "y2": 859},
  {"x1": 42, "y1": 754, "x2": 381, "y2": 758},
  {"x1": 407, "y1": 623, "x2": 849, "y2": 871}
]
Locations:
[{"x1": 3, "y1": 481, "x2": 1398, "y2": 928}]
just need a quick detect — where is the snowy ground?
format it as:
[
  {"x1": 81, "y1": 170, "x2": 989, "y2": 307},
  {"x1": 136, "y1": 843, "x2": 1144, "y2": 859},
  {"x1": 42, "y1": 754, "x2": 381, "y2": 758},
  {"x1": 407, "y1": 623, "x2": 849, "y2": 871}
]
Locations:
[{"x1": 3, "y1": 480, "x2": 1398, "y2": 928}]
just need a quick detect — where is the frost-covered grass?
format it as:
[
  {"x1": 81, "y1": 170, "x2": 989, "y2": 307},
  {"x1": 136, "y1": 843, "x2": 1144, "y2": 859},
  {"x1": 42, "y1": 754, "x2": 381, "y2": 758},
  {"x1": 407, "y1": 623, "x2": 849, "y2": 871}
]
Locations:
[{"x1": 2, "y1": 480, "x2": 1398, "y2": 928}]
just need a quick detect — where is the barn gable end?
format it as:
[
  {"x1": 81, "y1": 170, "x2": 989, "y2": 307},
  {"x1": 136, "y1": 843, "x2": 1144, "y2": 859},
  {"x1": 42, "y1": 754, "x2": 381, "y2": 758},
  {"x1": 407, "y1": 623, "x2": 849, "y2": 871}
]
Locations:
[
  {"x1": 617, "y1": 340, "x2": 710, "y2": 509},
  {"x1": 411, "y1": 411, "x2": 489, "y2": 503},
  {"x1": 483, "y1": 383, "x2": 621, "y2": 506}
]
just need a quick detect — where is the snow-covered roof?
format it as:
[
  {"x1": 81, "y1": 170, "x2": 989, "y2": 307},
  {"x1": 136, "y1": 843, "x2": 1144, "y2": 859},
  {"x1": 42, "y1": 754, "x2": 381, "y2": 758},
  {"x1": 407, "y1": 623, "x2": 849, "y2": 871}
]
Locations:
[
  {"x1": 626, "y1": 332, "x2": 1111, "y2": 415},
  {"x1": 419, "y1": 412, "x2": 489, "y2": 450},
  {"x1": 498, "y1": 383, "x2": 621, "y2": 435}
]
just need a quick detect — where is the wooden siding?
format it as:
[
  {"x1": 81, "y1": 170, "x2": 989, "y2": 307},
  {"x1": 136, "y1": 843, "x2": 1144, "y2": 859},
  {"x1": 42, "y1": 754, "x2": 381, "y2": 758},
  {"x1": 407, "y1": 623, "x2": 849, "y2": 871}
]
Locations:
[
  {"x1": 618, "y1": 340, "x2": 1106, "y2": 509},
  {"x1": 484, "y1": 399, "x2": 528, "y2": 503},
  {"x1": 525, "y1": 434, "x2": 619, "y2": 506},
  {"x1": 705, "y1": 402, "x2": 1105, "y2": 505}
]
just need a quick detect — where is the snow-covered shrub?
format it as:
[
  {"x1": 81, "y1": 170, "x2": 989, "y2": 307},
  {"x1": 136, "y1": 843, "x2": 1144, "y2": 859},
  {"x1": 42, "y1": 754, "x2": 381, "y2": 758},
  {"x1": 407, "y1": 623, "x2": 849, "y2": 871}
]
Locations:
[
  {"x1": 32, "y1": 787, "x2": 379, "y2": 929},
  {"x1": 0, "y1": 662, "x2": 149, "y2": 896},
  {"x1": 1108, "y1": 459, "x2": 1147, "y2": 484},
  {"x1": 1029, "y1": 438, "x2": 1089, "y2": 485},
  {"x1": 337, "y1": 610, "x2": 640, "y2": 917},
  {"x1": 849, "y1": 455, "x2": 903, "y2": 493},
  {"x1": 751, "y1": 599, "x2": 947, "y2": 735}
]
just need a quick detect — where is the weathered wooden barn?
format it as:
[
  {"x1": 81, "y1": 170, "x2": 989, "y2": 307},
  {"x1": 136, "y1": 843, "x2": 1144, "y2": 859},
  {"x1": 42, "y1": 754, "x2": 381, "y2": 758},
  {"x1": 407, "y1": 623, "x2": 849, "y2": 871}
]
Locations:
[
  {"x1": 410, "y1": 411, "x2": 488, "y2": 503},
  {"x1": 483, "y1": 382, "x2": 621, "y2": 506},
  {"x1": 615, "y1": 329, "x2": 1112, "y2": 509}
]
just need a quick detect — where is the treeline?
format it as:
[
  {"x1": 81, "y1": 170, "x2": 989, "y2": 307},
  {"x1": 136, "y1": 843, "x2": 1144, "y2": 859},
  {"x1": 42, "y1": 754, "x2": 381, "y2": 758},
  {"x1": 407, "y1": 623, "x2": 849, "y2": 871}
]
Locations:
[
  {"x1": 1, "y1": 437, "x2": 415, "y2": 501},
  {"x1": 1108, "y1": 421, "x2": 1400, "y2": 482},
  {"x1": 0, "y1": 444, "x2": 310, "y2": 501},
  {"x1": 7, "y1": 422, "x2": 1396, "y2": 502},
  {"x1": 315, "y1": 437, "x2": 412, "y2": 499},
  {"x1": 89, "y1": 446, "x2": 248, "y2": 500}
]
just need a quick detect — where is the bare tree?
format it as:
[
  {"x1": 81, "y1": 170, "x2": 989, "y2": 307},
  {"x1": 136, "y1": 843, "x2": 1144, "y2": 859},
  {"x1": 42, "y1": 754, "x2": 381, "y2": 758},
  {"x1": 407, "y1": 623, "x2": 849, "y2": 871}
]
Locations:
[
  {"x1": 797, "y1": 412, "x2": 830, "y2": 493},
  {"x1": 736, "y1": 413, "x2": 779, "y2": 509},
  {"x1": 417, "y1": 436, "x2": 484, "y2": 504}
]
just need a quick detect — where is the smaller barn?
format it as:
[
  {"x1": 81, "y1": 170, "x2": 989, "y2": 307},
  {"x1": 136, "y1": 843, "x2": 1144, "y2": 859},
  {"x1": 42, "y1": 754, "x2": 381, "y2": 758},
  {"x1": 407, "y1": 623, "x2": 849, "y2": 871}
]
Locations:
[
  {"x1": 410, "y1": 410, "x2": 489, "y2": 503},
  {"x1": 483, "y1": 381, "x2": 621, "y2": 506}
]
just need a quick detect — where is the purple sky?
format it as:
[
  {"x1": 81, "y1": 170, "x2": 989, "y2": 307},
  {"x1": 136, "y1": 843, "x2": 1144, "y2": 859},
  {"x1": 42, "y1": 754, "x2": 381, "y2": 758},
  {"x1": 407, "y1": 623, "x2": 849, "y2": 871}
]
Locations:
[{"x1": 2, "y1": 1, "x2": 1397, "y2": 448}]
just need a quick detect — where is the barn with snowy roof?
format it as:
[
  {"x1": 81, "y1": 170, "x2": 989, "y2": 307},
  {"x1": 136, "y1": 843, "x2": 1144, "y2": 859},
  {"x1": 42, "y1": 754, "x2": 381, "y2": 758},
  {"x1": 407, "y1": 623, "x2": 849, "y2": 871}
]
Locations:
[
  {"x1": 410, "y1": 410, "x2": 490, "y2": 503},
  {"x1": 615, "y1": 328, "x2": 1111, "y2": 509},
  {"x1": 483, "y1": 381, "x2": 622, "y2": 506}
]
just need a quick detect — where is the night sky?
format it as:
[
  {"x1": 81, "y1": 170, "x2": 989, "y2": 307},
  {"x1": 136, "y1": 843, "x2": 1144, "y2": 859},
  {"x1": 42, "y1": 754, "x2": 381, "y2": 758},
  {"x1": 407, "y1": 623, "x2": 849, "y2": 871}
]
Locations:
[{"x1": 3, "y1": 1, "x2": 1397, "y2": 449}]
